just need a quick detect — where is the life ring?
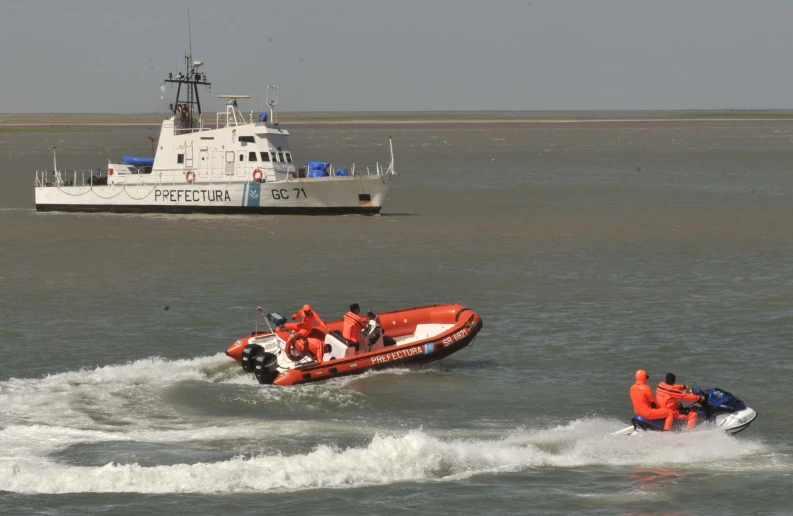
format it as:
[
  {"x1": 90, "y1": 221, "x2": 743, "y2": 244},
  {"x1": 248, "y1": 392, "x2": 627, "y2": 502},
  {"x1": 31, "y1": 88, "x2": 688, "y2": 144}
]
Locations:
[
  {"x1": 284, "y1": 333, "x2": 307, "y2": 362},
  {"x1": 252, "y1": 169, "x2": 264, "y2": 182},
  {"x1": 185, "y1": 170, "x2": 196, "y2": 183}
]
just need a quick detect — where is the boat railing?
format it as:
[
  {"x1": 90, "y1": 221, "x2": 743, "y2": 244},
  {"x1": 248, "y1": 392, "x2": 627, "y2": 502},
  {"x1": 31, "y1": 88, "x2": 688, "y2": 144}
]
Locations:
[
  {"x1": 216, "y1": 102, "x2": 254, "y2": 129},
  {"x1": 303, "y1": 161, "x2": 395, "y2": 178},
  {"x1": 36, "y1": 170, "x2": 120, "y2": 188},
  {"x1": 288, "y1": 138, "x2": 396, "y2": 179},
  {"x1": 35, "y1": 160, "x2": 395, "y2": 188},
  {"x1": 173, "y1": 118, "x2": 211, "y2": 135}
]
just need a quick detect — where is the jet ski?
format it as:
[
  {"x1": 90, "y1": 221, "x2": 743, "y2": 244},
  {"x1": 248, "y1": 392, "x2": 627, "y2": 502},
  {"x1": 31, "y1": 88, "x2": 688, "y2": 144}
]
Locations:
[
  {"x1": 225, "y1": 303, "x2": 482, "y2": 386},
  {"x1": 614, "y1": 387, "x2": 758, "y2": 436}
]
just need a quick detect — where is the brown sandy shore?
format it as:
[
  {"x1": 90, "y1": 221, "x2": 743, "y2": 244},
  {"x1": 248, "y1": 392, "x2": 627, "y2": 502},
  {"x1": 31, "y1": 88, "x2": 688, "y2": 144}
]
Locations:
[{"x1": 2, "y1": 110, "x2": 793, "y2": 131}]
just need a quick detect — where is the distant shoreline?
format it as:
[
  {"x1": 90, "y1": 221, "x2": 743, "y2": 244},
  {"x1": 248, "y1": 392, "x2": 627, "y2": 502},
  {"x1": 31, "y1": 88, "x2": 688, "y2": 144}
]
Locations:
[{"x1": 2, "y1": 110, "x2": 793, "y2": 130}]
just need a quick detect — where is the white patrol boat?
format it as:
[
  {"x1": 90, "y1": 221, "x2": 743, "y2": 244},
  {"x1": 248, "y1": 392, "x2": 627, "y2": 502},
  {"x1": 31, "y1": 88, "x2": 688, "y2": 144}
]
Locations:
[{"x1": 34, "y1": 54, "x2": 396, "y2": 215}]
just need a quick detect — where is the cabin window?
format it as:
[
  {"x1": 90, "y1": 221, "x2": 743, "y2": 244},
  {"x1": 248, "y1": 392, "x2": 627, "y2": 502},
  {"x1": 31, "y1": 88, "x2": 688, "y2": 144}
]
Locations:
[
  {"x1": 260, "y1": 152, "x2": 270, "y2": 162},
  {"x1": 277, "y1": 152, "x2": 284, "y2": 162},
  {"x1": 248, "y1": 151, "x2": 258, "y2": 162},
  {"x1": 177, "y1": 154, "x2": 184, "y2": 164},
  {"x1": 239, "y1": 154, "x2": 244, "y2": 162},
  {"x1": 271, "y1": 151, "x2": 277, "y2": 162},
  {"x1": 285, "y1": 152, "x2": 293, "y2": 163},
  {"x1": 239, "y1": 136, "x2": 255, "y2": 143}
]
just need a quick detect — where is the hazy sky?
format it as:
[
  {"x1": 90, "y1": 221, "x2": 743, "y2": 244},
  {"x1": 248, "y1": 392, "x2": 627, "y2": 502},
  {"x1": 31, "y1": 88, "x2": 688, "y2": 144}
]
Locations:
[{"x1": 3, "y1": 0, "x2": 793, "y2": 113}]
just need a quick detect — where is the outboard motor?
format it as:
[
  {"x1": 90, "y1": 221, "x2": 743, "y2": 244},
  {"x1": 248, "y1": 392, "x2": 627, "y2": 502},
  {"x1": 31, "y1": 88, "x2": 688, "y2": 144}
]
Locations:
[
  {"x1": 253, "y1": 353, "x2": 279, "y2": 384},
  {"x1": 241, "y1": 344, "x2": 263, "y2": 373}
]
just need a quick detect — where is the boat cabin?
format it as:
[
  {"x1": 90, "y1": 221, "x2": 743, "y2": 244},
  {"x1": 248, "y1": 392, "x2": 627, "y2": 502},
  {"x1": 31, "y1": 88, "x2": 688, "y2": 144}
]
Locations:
[{"x1": 108, "y1": 60, "x2": 307, "y2": 186}]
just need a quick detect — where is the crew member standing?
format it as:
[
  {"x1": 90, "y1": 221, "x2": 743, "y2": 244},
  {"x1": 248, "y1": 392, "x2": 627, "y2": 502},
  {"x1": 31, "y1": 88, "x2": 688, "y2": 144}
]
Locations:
[
  {"x1": 630, "y1": 370, "x2": 675, "y2": 430},
  {"x1": 342, "y1": 303, "x2": 367, "y2": 347},
  {"x1": 282, "y1": 304, "x2": 329, "y2": 364},
  {"x1": 656, "y1": 372, "x2": 702, "y2": 431},
  {"x1": 284, "y1": 304, "x2": 329, "y2": 336}
]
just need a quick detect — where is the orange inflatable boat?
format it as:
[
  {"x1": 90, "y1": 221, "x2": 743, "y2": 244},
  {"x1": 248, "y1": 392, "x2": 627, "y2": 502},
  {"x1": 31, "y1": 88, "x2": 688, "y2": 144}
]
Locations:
[{"x1": 225, "y1": 303, "x2": 483, "y2": 386}]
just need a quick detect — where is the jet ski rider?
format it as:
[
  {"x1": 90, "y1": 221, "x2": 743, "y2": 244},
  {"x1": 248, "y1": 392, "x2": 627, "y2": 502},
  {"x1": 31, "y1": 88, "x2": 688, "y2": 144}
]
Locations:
[
  {"x1": 630, "y1": 370, "x2": 675, "y2": 430},
  {"x1": 656, "y1": 372, "x2": 704, "y2": 431}
]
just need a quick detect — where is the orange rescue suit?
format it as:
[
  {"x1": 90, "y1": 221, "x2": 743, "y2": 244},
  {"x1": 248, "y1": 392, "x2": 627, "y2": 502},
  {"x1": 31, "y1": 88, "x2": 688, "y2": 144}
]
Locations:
[
  {"x1": 283, "y1": 306, "x2": 328, "y2": 365},
  {"x1": 306, "y1": 337, "x2": 325, "y2": 364},
  {"x1": 284, "y1": 308, "x2": 329, "y2": 336},
  {"x1": 342, "y1": 311, "x2": 367, "y2": 343},
  {"x1": 656, "y1": 381, "x2": 700, "y2": 430},
  {"x1": 285, "y1": 334, "x2": 325, "y2": 365},
  {"x1": 630, "y1": 371, "x2": 674, "y2": 430},
  {"x1": 656, "y1": 382, "x2": 700, "y2": 409}
]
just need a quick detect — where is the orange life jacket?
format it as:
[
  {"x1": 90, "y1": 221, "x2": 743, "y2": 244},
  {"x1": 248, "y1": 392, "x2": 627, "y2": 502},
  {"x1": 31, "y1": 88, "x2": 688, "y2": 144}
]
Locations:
[
  {"x1": 656, "y1": 382, "x2": 700, "y2": 409},
  {"x1": 342, "y1": 311, "x2": 366, "y2": 342}
]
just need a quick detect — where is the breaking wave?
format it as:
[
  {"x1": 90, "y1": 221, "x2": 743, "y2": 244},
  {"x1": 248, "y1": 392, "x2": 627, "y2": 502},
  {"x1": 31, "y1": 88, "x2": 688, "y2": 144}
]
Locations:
[
  {"x1": 0, "y1": 422, "x2": 778, "y2": 494},
  {"x1": 0, "y1": 356, "x2": 785, "y2": 494}
]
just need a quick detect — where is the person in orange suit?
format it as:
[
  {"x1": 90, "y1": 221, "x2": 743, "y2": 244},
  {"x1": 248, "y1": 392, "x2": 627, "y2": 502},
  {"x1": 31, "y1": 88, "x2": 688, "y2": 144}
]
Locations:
[
  {"x1": 656, "y1": 372, "x2": 703, "y2": 431},
  {"x1": 305, "y1": 336, "x2": 326, "y2": 364},
  {"x1": 282, "y1": 305, "x2": 329, "y2": 364},
  {"x1": 284, "y1": 304, "x2": 329, "y2": 336},
  {"x1": 342, "y1": 303, "x2": 367, "y2": 347},
  {"x1": 630, "y1": 370, "x2": 675, "y2": 430},
  {"x1": 284, "y1": 333, "x2": 326, "y2": 364}
]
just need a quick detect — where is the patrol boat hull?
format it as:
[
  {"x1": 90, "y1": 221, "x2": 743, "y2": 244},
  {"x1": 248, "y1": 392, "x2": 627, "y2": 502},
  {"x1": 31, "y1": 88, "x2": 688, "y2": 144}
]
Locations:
[
  {"x1": 34, "y1": 175, "x2": 391, "y2": 215},
  {"x1": 226, "y1": 303, "x2": 483, "y2": 386}
]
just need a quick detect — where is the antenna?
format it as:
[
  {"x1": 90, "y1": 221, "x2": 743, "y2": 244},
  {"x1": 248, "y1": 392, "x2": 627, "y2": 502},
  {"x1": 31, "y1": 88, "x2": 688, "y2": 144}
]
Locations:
[
  {"x1": 50, "y1": 146, "x2": 63, "y2": 185},
  {"x1": 267, "y1": 84, "x2": 279, "y2": 124},
  {"x1": 268, "y1": 36, "x2": 276, "y2": 85},
  {"x1": 188, "y1": 11, "x2": 192, "y2": 61},
  {"x1": 164, "y1": 13, "x2": 210, "y2": 132},
  {"x1": 388, "y1": 137, "x2": 397, "y2": 175}
]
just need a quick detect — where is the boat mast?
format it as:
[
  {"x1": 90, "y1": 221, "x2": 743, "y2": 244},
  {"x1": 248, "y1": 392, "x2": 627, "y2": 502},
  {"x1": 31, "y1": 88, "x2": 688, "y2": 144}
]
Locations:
[
  {"x1": 188, "y1": 11, "x2": 192, "y2": 68},
  {"x1": 164, "y1": 13, "x2": 211, "y2": 132}
]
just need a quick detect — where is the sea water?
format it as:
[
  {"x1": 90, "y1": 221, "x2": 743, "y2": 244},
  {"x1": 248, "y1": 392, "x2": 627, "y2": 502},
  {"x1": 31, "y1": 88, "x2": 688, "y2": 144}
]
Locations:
[{"x1": 0, "y1": 120, "x2": 791, "y2": 514}]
